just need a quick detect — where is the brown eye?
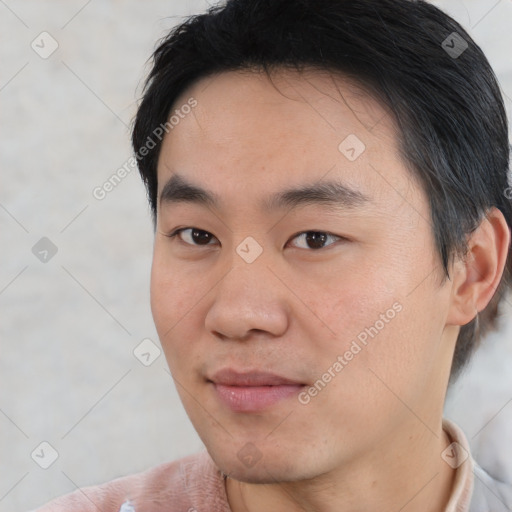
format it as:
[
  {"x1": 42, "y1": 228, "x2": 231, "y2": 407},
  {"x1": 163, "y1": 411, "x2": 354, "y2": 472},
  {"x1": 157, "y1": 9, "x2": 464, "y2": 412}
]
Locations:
[
  {"x1": 170, "y1": 228, "x2": 217, "y2": 246},
  {"x1": 166, "y1": 228, "x2": 343, "y2": 250},
  {"x1": 290, "y1": 231, "x2": 341, "y2": 250}
]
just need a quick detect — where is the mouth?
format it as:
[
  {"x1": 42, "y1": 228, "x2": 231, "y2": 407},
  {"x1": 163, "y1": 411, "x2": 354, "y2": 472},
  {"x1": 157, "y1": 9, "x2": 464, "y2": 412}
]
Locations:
[{"x1": 208, "y1": 369, "x2": 306, "y2": 412}]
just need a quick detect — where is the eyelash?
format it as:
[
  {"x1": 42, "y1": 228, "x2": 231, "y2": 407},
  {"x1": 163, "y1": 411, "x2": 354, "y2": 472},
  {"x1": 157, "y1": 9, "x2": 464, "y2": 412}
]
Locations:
[{"x1": 164, "y1": 227, "x2": 345, "y2": 251}]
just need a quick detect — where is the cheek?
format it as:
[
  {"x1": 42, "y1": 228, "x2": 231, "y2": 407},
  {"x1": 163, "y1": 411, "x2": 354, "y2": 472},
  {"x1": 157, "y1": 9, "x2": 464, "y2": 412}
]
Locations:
[
  {"x1": 309, "y1": 256, "x2": 436, "y2": 394},
  {"x1": 149, "y1": 249, "x2": 203, "y2": 358},
  {"x1": 313, "y1": 262, "x2": 399, "y2": 338},
  {"x1": 323, "y1": 290, "x2": 443, "y2": 423},
  {"x1": 306, "y1": 306, "x2": 424, "y2": 440},
  {"x1": 150, "y1": 260, "x2": 177, "y2": 334},
  {"x1": 150, "y1": 239, "x2": 204, "y2": 317}
]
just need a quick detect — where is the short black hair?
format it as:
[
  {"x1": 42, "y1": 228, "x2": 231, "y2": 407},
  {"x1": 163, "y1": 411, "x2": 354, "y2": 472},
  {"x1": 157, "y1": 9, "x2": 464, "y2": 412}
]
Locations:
[{"x1": 131, "y1": 0, "x2": 512, "y2": 382}]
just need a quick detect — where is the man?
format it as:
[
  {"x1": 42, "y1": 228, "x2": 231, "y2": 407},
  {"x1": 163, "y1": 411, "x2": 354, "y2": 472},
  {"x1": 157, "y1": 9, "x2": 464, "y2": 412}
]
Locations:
[{"x1": 33, "y1": 0, "x2": 512, "y2": 510}]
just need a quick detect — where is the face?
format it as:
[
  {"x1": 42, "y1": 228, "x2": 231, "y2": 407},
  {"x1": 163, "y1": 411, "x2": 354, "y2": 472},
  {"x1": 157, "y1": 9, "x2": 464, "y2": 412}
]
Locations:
[{"x1": 150, "y1": 68, "x2": 457, "y2": 483}]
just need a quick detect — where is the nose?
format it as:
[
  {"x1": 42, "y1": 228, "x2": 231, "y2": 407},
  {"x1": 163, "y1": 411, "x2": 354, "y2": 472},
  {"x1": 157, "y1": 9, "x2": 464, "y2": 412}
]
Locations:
[{"x1": 204, "y1": 262, "x2": 290, "y2": 342}]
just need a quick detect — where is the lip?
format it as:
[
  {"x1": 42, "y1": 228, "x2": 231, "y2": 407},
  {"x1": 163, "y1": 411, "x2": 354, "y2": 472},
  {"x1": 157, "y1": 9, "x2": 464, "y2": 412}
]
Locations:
[
  {"x1": 208, "y1": 369, "x2": 306, "y2": 412},
  {"x1": 210, "y1": 368, "x2": 305, "y2": 386}
]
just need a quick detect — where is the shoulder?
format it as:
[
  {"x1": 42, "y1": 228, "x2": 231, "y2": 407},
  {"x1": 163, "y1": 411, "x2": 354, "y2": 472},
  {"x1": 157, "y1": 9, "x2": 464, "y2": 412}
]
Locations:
[
  {"x1": 469, "y1": 461, "x2": 512, "y2": 512},
  {"x1": 442, "y1": 418, "x2": 512, "y2": 512},
  {"x1": 31, "y1": 451, "x2": 230, "y2": 512}
]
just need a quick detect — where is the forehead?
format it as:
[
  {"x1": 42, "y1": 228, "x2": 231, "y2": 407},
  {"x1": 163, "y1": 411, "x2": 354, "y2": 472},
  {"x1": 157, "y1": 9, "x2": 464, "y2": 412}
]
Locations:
[
  {"x1": 167, "y1": 67, "x2": 397, "y2": 146},
  {"x1": 156, "y1": 68, "x2": 423, "y2": 217}
]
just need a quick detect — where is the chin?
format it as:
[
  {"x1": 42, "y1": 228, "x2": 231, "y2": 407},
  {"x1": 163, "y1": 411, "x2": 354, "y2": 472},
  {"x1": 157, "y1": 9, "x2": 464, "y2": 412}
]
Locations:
[
  {"x1": 220, "y1": 462, "x2": 301, "y2": 484},
  {"x1": 207, "y1": 445, "x2": 313, "y2": 484}
]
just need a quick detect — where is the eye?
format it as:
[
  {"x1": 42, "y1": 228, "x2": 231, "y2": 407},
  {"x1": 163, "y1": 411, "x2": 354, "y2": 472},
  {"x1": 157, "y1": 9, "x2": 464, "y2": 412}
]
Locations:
[
  {"x1": 289, "y1": 231, "x2": 342, "y2": 250},
  {"x1": 166, "y1": 227, "x2": 218, "y2": 246},
  {"x1": 165, "y1": 227, "x2": 343, "y2": 251}
]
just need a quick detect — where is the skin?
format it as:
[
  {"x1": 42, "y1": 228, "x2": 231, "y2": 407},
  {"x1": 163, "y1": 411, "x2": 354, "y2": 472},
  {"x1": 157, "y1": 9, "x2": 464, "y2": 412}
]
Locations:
[{"x1": 150, "y1": 68, "x2": 510, "y2": 512}]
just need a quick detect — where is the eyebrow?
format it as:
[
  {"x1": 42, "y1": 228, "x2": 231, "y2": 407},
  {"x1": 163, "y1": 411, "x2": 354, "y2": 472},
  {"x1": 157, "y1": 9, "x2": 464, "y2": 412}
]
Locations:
[{"x1": 159, "y1": 173, "x2": 371, "y2": 213}]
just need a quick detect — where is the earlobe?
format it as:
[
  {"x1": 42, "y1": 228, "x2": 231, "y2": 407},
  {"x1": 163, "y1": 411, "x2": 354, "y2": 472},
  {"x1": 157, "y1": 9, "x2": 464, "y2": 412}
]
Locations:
[{"x1": 445, "y1": 207, "x2": 510, "y2": 327}]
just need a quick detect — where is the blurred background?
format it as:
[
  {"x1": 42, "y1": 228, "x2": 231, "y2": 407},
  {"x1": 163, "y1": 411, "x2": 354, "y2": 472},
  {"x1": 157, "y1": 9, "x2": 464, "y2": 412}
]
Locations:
[{"x1": 1, "y1": 1, "x2": 511, "y2": 510}]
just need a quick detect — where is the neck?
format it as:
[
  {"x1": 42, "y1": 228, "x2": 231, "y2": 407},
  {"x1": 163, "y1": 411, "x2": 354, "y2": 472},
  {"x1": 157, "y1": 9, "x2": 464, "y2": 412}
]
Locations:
[{"x1": 225, "y1": 418, "x2": 457, "y2": 512}]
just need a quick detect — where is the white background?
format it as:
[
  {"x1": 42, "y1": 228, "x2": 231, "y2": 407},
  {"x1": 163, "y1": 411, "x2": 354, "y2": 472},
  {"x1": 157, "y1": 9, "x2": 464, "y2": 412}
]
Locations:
[{"x1": 1, "y1": 1, "x2": 511, "y2": 510}]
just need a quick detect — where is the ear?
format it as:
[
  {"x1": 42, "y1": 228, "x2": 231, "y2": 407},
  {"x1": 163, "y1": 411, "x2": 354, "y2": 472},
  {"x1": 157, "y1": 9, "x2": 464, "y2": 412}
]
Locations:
[{"x1": 446, "y1": 207, "x2": 510, "y2": 327}]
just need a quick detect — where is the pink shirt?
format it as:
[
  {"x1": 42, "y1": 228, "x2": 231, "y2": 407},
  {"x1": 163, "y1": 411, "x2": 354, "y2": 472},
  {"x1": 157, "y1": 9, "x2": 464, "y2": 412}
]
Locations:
[{"x1": 31, "y1": 418, "x2": 511, "y2": 512}]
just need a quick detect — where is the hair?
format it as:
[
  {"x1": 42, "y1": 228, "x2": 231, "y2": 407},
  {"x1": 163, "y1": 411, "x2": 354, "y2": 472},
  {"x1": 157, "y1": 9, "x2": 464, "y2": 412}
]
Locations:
[{"x1": 131, "y1": 0, "x2": 512, "y2": 383}]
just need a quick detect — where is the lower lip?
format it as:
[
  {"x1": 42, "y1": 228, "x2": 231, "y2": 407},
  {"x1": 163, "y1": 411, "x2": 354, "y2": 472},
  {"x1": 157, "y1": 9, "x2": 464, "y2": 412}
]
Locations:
[{"x1": 211, "y1": 383, "x2": 305, "y2": 412}]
